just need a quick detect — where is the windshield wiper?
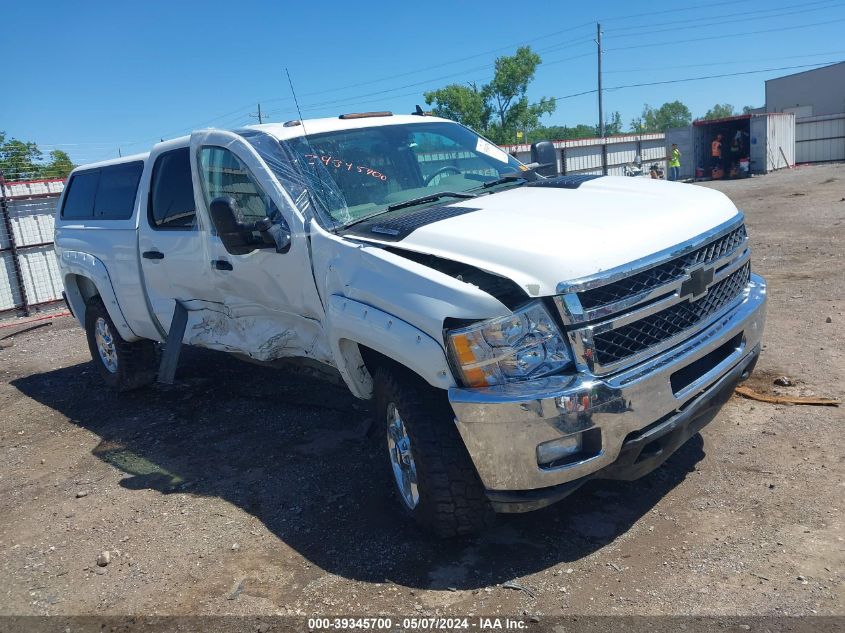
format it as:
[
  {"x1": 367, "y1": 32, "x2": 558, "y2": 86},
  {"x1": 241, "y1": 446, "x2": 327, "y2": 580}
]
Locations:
[
  {"x1": 477, "y1": 166, "x2": 543, "y2": 190},
  {"x1": 480, "y1": 174, "x2": 527, "y2": 188},
  {"x1": 386, "y1": 191, "x2": 476, "y2": 212}
]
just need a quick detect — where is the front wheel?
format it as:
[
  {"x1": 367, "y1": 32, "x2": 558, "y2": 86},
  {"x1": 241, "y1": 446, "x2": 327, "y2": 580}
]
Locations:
[
  {"x1": 374, "y1": 367, "x2": 493, "y2": 537},
  {"x1": 84, "y1": 299, "x2": 157, "y2": 391}
]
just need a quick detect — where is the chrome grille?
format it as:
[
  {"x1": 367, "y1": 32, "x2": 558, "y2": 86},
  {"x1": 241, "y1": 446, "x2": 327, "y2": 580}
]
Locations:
[
  {"x1": 555, "y1": 216, "x2": 754, "y2": 375},
  {"x1": 578, "y1": 224, "x2": 747, "y2": 310},
  {"x1": 592, "y1": 263, "x2": 751, "y2": 366}
]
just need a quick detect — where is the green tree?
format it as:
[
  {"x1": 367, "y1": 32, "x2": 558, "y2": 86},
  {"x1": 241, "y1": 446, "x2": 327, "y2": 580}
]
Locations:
[
  {"x1": 741, "y1": 105, "x2": 758, "y2": 114},
  {"x1": 630, "y1": 101, "x2": 692, "y2": 133},
  {"x1": 0, "y1": 132, "x2": 75, "y2": 180},
  {"x1": 603, "y1": 111, "x2": 623, "y2": 136},
  {"x1": 702, "y1": 103, "x2": 736, "y2": 120},
  {"x1": 42, "y1": 150, "x2": 76, "y2": 179},
  {"x1": 528, "y1": 121, "x2": 615, "y2": 143},
  {"x1": 425, "y1": 46, "x2": 555, "y2": 144},
  {"x1": 0, "y1": 132, "x2": 43, "y2": 180},
  {"x1": 421, "y1": 82, "x2": 490, "y2": 133}
]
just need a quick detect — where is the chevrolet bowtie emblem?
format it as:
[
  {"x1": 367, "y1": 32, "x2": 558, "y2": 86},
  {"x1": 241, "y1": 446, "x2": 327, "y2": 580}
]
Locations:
[{"x1": 680, "y1": 265, "x2": 715, "y2": 301}]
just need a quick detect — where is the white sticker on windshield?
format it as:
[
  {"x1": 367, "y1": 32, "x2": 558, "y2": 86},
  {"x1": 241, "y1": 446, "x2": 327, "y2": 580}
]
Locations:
[{"x1": 476, "y1": 138, "x2": 510, "y2": 164}]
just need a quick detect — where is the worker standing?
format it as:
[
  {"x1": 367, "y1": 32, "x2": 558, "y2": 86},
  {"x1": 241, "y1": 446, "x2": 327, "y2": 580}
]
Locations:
[
  {"x1": 711, "y1": 134, "x2": 723, "y2": 169},
  {"x1": 668, "y1": 143, "x2": 681, "y2": 181}
]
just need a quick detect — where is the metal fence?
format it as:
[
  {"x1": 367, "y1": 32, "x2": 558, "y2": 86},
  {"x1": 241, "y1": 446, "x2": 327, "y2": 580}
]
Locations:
[
  {"x1": 0, "y1": 175, "x2": 65, "y2": 316},
  {"x1": 795, "y1": 113, "x2": 845, "y2": 163},
  {"x1": 501, "y1": 133, "x2": 668, "y2": 176}
]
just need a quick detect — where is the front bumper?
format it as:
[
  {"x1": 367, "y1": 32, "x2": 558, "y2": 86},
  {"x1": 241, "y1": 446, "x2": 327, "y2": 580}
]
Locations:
[{"x1": 448, "y1": 273, "x2": 767, "y2": 511}]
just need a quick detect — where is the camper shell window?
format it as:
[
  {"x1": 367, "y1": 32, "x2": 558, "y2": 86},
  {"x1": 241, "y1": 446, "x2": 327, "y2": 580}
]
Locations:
[{"x1": 61, "y1": 161, "x2": 144, "y2": 220}]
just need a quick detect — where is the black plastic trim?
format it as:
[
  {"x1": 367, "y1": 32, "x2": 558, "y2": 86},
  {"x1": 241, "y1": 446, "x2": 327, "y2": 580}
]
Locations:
[
  {"x1": 526, "y1": 174, "x2": 603, "y2": 189},
  {"x1": 342, "y1": 205, "x2": 482, "y2": 242},
  {"x1": 384, "y1": 247, "x2": 529, "y2": 310}
]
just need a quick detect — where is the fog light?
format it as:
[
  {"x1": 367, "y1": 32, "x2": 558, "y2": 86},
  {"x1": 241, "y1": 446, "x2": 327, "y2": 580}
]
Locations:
[{"x1": 537, "y1": 434, "x2": 583, "y2": 466}]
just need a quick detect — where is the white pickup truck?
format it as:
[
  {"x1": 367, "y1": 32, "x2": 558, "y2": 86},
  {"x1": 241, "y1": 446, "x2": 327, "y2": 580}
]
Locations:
[{"x1": 55, "y1": 113, "x2": 766, "y2": 536}]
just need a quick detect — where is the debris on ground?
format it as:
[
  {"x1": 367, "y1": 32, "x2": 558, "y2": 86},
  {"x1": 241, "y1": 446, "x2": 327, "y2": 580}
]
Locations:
[
  {"x1": 735, "y1": 385, "x2": 840, "y2": 407},
  {"x1": 773, "y1": 376, "x2": 793, "y2": 387},
  {"x1": 96, "y1": 551, "x2": 110, "y2": 567},
  {"x1": 502, "y1": 581, "x2": 537, "y2": 599}
]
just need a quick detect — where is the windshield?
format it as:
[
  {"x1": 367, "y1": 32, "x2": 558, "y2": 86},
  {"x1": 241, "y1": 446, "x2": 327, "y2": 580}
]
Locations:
[{"x1": 280, "y1": 121, "x2": 525, "y2": 227}]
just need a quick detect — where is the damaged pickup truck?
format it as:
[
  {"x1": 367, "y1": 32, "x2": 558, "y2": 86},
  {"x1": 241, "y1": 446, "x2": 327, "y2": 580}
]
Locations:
[{"x1": 55, "y1": 112, "x2": 766, "y2": 536}]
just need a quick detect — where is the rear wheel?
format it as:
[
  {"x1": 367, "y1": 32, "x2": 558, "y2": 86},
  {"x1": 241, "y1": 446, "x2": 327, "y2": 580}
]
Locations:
[
  {"x1": 84, "y1": 299, "x2": 157, "y2": 391},
  {"x1": 374, "y1": 367, "x2": 493, "y2": 537}
]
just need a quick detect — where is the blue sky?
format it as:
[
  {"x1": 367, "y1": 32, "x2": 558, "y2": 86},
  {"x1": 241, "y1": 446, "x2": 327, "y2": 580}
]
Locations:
[{"x1": 3, "y1": 0, "x2": 845, "y2": 164}]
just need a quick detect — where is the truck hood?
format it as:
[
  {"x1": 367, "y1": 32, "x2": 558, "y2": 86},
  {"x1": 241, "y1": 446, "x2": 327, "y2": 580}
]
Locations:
[{"x1": 357, "y1": 176, "x2": 741, "y2": 298}]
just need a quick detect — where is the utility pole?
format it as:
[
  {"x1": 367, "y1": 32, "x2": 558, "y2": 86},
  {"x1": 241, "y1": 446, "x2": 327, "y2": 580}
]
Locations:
[
  {"x1": 597, "y1": 22, "x2": 607, "y2": 176},
  {"x1": 250, "y1": 103, "x2": 264, "y2": 124},
  {"x1": 596, "y1": 23, "x2": 604, "y2": 139}
]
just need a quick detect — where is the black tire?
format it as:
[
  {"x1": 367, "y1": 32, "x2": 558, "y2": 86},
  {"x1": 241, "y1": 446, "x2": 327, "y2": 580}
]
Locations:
[
  {"x1": 84, "y1": 298, "x2": 157, "y2": 391},
  {"x1": 374, "y1": 366, "x2": 494, "y2": 537}
]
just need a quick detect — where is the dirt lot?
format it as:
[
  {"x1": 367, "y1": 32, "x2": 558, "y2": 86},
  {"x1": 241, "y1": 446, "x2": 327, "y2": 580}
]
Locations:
[{"x1": 1, "y1": 163, "x2": 843, "y2": 618}]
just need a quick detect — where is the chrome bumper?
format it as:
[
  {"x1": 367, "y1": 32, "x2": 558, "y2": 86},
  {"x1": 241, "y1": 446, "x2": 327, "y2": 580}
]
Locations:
[{"x1": 448, "y1": 274, "x2": 767, "y2": 499}]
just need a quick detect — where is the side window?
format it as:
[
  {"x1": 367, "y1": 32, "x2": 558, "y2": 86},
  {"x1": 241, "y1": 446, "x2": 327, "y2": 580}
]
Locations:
[
  {"x1": 61, "y1": 170, "x2": 100, "y2": 219},
  {"x1": 198, "y1": 146, "x2": 275, "y2": 224},
  {"x1": 94, "y1": 162, "x2": 143, "y2": 219},
  {"x1": 149, "y1": 148, "x2": 197, "y2": 230}
]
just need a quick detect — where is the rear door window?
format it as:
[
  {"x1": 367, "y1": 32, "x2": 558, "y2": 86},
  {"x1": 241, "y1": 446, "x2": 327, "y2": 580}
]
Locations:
[
  {"x1": 61, "y1": 171, "x2": 100, "y2": 219},
  {"x1": 149, "y1": 148, "x2": 197, "y2": 229},
  {"x1": 93, "y1": 162, "x2": 144, "y2": 219}
]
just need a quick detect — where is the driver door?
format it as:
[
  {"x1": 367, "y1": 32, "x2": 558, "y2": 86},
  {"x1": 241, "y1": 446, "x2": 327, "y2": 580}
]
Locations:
[{"x1": 186, "y1": 130, "x2": 330, "y2": 364}]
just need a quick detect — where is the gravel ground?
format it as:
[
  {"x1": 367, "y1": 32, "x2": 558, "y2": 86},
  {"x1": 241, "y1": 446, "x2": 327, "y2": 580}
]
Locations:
[{"x1": 0, "y1": 163, "x2": 843, "y2": 618}]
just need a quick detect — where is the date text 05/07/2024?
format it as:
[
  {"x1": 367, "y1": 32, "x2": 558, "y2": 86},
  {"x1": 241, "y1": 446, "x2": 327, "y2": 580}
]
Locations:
[{"x1": 307, "y1": 616, "x2": 530, "y2": 630}]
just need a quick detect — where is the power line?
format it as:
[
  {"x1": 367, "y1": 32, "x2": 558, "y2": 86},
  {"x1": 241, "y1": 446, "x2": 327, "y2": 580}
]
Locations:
[
  {"x1": 180, "y1": 8, "x2": 845, "y2": 133},
  {"x1": 598, "y1": 0, "x2": 749, "y2": 24},
  {"x1": 293, "y1": 24, "x2": 597, "y2": 100},
  {"x1": 549, "y1": 61, "x2": 841, "y2": 104},
  {"x1": 604, "y1": 61, "x2": 842, "y2": 92},
  {"x1": 605, "y1": 50, "x2": 845, "y2": 74},
  {"x1": 603, "y1": 0, "x2": 843, "y2": 35},
  {"x1": 41, "y1": 0, "x2": 843, "y2": 160},
  {"x1": 611, "y1": 3, "x2": 845, "y2": 39},
  {"x1": 235, "y1": 0, "x2": 762, "y2": 112},
  {"x1": 606, "y1": 17, "x2": 845, "y2": 52},
  {"x1": 257, "y1": 36, "x2": 597, "y2": 112}
]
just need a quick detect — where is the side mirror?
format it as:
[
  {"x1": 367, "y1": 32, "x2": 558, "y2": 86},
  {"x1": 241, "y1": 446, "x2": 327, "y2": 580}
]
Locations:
[
  {"x1": 255, "y1": 210, "x2": 292, "y2": 254},
  {"x1": 209, "y1": 196, "x2": 255, "y2": 255},
  {"x1": 530, "y1": 141, "x2": 558, "y2": 177},
  {"x1": 210, "y1": 196, "x2": 292, "y2": 255}
]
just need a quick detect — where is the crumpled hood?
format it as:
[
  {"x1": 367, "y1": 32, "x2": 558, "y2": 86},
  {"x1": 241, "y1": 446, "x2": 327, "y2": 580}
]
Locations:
[{"x1": 359, "y1": 176, "x2": 741, "y2": 297}]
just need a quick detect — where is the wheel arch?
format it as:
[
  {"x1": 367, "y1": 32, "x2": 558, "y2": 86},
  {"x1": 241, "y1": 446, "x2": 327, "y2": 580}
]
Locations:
[
  {"x1": 326, "y1": 295, "x2": 455, "y2": 399},
  {"x1": 59, "y1": 251, "x2": 137, "y2": 340}
]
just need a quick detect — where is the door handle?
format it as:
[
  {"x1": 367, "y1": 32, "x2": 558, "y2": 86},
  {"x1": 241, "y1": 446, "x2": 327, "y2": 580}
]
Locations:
[
  {"x1": 142, "y1": 250, "x2": 165, "y2": 260},
  {"x1": 212, "y1": 259, "x2": 233, "y2": 271}
]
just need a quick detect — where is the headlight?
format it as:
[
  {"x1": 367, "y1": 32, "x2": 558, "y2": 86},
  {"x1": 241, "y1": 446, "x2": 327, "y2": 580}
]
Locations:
[{"x1": 446, "y1": 301, "x2": 574, "y2": 388}]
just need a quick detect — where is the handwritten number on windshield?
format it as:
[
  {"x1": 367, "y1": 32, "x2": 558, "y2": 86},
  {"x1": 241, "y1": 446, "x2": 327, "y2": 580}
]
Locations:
[{"x1": 304, "y1": 154, "x2": 387, "y2": 181}]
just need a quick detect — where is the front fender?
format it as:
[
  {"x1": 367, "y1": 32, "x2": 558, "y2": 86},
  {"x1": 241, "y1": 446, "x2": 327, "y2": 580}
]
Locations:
[
  {"x1": 327, "y1": 295, "x2": 455, "y2": 399},
  {"x1": 59, "y1": 250, "x2": 137, "y2": 340}
]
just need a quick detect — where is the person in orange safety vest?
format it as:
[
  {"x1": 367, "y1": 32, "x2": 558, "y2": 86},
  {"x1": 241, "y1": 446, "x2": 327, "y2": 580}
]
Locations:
[{"x1": 711, "y1": 134, "x2": 723, "y2": 168}]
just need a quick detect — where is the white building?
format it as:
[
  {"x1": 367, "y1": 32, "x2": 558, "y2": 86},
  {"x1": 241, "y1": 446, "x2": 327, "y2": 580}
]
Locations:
[{"x1": 765, "y1": 62, "x2": 845, "y2": 164}]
